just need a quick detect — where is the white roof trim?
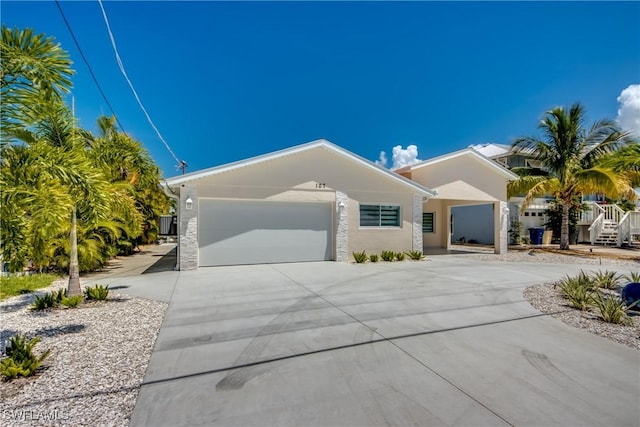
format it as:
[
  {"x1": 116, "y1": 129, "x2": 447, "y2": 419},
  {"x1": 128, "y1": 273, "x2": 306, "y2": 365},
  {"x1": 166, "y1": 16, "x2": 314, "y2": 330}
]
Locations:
[
  {"x1": 397, "y1": 148, "x2": 519, "y2": 180},
  {"x1": 162, "y1": 139, "x2": 436, "y2": 197}
]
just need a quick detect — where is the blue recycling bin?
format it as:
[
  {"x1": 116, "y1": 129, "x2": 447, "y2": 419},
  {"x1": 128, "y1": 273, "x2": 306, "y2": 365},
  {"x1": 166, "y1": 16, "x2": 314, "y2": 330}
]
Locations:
[
  {"x1": 528, "y1": 227, "x2": 545, "y2": 245},
  {"x1": 621, "y1": 283, "x2": 640, "y2": 311}
]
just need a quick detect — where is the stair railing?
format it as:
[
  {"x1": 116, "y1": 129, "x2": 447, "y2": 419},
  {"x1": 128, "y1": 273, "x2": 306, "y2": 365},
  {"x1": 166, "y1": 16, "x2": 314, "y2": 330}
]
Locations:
[
  {"x1": 616, "y1": 211, "x2": 640, "y2": 247},
  {"x1": 588, "y1": 213, "x2": 605, "y2": 245}
]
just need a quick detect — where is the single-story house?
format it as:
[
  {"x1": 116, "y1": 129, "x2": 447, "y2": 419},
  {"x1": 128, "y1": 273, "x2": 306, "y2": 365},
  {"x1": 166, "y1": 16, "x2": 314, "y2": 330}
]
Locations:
[
  {"x1": 395, "y1": 148, "x2": 519, "y2": 254},
  {"x1": 162, "y1": 139, "x2": 436, "y2": 269}
]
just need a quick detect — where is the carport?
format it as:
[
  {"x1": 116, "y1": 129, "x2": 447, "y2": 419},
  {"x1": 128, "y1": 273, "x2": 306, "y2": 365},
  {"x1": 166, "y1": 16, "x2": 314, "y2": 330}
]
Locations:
[{"x1": 424, "y1": 180, "x2": 508, "y2": 253}]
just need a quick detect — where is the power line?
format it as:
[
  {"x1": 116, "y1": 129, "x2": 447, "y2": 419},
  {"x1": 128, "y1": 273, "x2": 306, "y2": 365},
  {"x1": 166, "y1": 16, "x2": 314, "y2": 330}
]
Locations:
[
  {"x1": 54, "y1": 0, "x2": 126, "y2": 132},
  {"x1": 97, "y1": 0, "x2": 185, "y2": 172}
]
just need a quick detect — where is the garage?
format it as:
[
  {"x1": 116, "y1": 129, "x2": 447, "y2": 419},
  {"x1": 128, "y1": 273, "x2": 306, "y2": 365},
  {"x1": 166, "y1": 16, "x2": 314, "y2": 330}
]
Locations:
[{"x1": 198, "y1": 199, "x2": 333, "y2": 266}]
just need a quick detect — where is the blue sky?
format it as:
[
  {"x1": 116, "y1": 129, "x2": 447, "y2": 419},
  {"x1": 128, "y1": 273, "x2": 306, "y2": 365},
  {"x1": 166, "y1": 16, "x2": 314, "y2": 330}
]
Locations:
[{"x1": 3, "y1": 1, "x2": 639, "y2": 176}]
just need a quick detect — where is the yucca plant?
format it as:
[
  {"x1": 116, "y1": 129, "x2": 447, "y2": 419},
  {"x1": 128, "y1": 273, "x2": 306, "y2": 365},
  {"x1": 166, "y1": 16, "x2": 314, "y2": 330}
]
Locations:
[
  {"x1": 352, "y1": 251, "x2": 368, "y2": 264},
  {"x1": 558, "y1": 272, "x2": 595, "y2": 311},
  {"x1": 369, "y1": 254, "x2": 379, "y2": 263},
  {"x1": 60, "y1": 295, "x2": 83, "y2": 308},
  {"x1": 623, "y1": 271, "x2": 640, "y2": 283},
  {"x1": 31, "y1": 292, "x2": 57, "y2": 310},
  {"x1": 84, "y1": 284, "x2": 109, "y2": 301},
  {"x1": 591, "y1": 270, "x2": 622, "y2": 290},
  {"x1": 0, "y1": 334, "x2": 51, "y2": 379},
  {"x1": 381, "y1": 250, "x2": 395, "y2": 262},
  {"x1": 52, "y1": 288, "x2": 67, "y2": 303},
  {"x1": 395, "y1": 252, "x2": 406, "y2": 261},
  {"x1": 591, "y1": 293, "x2": 633, "y2": 325},
  {"x1": 406, "y1": 250, "x2": 423, "y2": 261}
]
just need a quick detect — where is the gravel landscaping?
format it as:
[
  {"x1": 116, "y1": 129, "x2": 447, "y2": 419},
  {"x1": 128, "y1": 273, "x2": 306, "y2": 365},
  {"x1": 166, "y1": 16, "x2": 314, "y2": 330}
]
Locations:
[
  {"x1": 0, "y1": 279, "x2": 167, "y2": 426},
  {"x1": 1, "y1": 249, "x2": 638, "y2": 426}
]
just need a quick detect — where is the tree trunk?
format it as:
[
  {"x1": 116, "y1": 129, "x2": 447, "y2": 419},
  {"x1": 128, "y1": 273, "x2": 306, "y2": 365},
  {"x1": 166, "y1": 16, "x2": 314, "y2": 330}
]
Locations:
[
  {"x1": 559, "y1": 201, "x2": 570, "y2": 250},
  {"x1": 67, "y1": 206, "x2": 82, "y2": 296}
]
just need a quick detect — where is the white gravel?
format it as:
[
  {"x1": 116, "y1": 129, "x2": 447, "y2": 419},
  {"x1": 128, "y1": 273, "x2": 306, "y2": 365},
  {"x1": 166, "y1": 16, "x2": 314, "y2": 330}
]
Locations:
[{"x1": 0, "y1": 279, "x2": 167, "y2": 426}]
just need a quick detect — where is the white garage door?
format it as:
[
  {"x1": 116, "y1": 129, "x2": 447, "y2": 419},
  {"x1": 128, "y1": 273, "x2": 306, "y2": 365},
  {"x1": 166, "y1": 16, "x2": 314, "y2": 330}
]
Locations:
[{"x1": 199, "y1": 200, "x2": 333, "y2": 267}]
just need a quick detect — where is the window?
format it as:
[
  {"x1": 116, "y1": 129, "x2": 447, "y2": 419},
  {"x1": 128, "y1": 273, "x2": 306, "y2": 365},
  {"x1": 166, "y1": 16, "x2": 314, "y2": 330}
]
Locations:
[
  {"x1": 422, "y1": 212, "x2": 435, "y2": 233},
  {"x1": 359, "y1": 204, "x2": 400, "y2": 227}
]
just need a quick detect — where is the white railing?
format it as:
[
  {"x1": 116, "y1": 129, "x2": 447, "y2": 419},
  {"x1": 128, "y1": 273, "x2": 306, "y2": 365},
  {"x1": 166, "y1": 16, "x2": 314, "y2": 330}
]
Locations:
[
  {"x1": 589, "y1": 213, "x2": 606, "y2": 245},
  {"x1": 616, "y1": 211, "x2": 640, "y2": 247},
  {"x1": 580, "y1": 203, "x2": 624, "y2": 225}
]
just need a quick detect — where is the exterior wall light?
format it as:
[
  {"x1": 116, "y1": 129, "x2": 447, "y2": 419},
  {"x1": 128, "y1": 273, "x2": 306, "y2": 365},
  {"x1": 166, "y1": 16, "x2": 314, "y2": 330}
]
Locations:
[
  {"x1": 338, "y1": 201, "x2": 346, "y2": 209},
  {"x1": 185, "y1": 196, "x2": 193, "y2": 210}
]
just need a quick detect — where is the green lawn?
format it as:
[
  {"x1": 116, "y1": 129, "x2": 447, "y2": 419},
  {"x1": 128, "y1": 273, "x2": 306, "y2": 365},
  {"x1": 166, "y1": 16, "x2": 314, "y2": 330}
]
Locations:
[{"x1": 0, "y1": 274, "x2": 59, "y2": 300}]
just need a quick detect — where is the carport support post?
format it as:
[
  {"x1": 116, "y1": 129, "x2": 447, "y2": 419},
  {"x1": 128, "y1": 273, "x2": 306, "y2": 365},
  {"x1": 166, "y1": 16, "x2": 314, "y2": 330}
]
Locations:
[
  {"x1": 179, "y1": 187, "x2": 198, "y2": 270},
  {"x1": 494, "y1": 200, "x2": 508, "y2": 254},
  {"x1": 336, "y1": 191, "x2": 348, "y2": 262}
]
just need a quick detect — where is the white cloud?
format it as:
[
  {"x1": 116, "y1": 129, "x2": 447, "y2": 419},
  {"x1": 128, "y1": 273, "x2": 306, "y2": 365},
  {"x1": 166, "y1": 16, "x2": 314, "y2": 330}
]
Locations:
[
  {"x1": 617, "y1": 84, "x2": 640, "y2": 138},
  {"x1": 375, "y1": 144, "x2": 422, "y2": 169},
  {"x1": 375, "y1": 150, "x2": 388, "y2": 167},
  {"x1": 391, "y1": 144, "x2": 421, "y2": 169}
]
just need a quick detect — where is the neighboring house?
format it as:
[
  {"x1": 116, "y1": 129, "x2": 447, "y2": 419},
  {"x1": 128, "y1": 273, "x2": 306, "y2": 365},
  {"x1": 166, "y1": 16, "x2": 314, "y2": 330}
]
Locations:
[
  {"x1": 395, "y1": 148, "x2": 518, "y2": 254},
  {"x1": 162, "y1": 139, "x2": 436, "y2": 270},
  {"x1": 471, "y1": 143, "x2": 640, "y2": 245}
]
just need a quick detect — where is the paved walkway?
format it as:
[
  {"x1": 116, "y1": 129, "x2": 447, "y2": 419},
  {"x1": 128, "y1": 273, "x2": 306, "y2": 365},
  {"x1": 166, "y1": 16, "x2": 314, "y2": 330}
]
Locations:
[{"x1": 112, "y1": 257, "x2": 639, "y2": 427}]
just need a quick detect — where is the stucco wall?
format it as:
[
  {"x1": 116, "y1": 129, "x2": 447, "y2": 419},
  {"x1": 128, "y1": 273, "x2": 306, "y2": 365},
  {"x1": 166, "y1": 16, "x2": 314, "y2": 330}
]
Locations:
[
  {"x1": 346, "y1": 191, "x2": 416, "y2": 256},
  {"x1": 410, "y1": 155, "x2": 507, "y2": 201}
]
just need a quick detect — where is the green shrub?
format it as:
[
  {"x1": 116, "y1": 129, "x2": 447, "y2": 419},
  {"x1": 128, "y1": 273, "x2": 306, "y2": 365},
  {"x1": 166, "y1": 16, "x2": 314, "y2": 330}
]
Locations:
[
  {"x1": 591, "y1": 270, "x2": 622, "y2": 290},
  {"x1": 591, "y1": 293, "x2": 632, "y2": 325},
  {"x1": 52, "y1": 288, "x2": 67, "y2": 303},
  {"x1": 0, "y1": 334, "x2": 50, "y2": 380},
  {"x1": 84, "y1": 284, "x2": 109, "y2": 301},
  {"x1": 352, "y1": 251, "x2": 368, "y2": 264},
  {"x1": 558, "y1": 272, "x2": 595, "y2": 311},
  {"x1": 60, "y1": 295, "x2": 83, "y2": 308},
  {"x1": 406, "y1": 250, "x2": 423, "y2": 261},
  {"x1": 31, "y1": 292, "x2": 57, "y2": 310},
  {"x1": 369, "y1": 254, "x2": 379, "y2": 263},
  {"x1": 395, "y1": 252, "x2": 406, "y2": 261},
  {"x1": 381, "y1": 250, "x2": 395, "y2": 262},
  {"x1": 623, "y1": 271, "x2": 640, "y2": 283}
]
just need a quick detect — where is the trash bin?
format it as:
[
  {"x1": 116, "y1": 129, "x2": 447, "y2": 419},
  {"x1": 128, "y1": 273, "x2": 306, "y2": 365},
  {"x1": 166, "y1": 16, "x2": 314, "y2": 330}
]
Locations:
[
  {"x1": 542, "y1": 230, "x2": 553, "y2": 245},
  {"x1": 528, "y1": 227, "x2": 545, "y2": 245}
]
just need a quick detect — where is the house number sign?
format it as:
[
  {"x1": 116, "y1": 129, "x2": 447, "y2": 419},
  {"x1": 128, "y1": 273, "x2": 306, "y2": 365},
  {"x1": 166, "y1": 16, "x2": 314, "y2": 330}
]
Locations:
[{"x1": 315, "y1": 182, "x2": 327, "y2": 189}]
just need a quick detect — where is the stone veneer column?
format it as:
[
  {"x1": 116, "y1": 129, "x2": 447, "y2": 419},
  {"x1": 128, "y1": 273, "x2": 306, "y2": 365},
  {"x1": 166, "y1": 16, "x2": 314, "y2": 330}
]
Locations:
[
  {"x1": 179, "y1": 187, "x2": 198, "y2": 270},
  {"x1": 335, "y1": 191, "x2": 348, "y2": 262},
  {"x1": 495, "y1": 200, "x2": 509, "y2": 254},
  {"x1": 413, "y1": 194, "x2": 424, "y2": 252}
]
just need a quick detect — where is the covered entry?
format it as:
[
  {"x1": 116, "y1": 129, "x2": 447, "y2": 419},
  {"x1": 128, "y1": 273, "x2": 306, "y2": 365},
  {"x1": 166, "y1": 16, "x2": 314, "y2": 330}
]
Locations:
[
  {"x1": 198, "y1": 199, "x2": 333, "y2": 266},
  {"x1": 423, "y1": 180, "x2": 509, "y2": 254}
]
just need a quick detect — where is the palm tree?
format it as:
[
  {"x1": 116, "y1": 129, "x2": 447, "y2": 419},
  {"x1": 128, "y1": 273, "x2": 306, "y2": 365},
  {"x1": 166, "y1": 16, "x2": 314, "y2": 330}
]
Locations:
[
  {"x1": 601, "y1": 143, "x2": 640, "y2": 188},
  {"x1": 86, "y1": 116, "x2": 169, "y2": 250},
  {"x1": 508, "y1": 102, "x2": 634, "y2": 250},
  {"x1": 1, "y1": 102, "x2": 112, "y2": 295},
  {"x1": 1, "y1": 25, "x2": 73, "y2": 137}
]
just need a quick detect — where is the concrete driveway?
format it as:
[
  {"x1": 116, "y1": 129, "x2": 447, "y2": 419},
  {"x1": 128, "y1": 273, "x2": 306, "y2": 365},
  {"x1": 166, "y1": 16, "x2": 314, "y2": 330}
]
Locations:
[{"x1": 126, "y1": 256, "x2": 639, "y2": 426}]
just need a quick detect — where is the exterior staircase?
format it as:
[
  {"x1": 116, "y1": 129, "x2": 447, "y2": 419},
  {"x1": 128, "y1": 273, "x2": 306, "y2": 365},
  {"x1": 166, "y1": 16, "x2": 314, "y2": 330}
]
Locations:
[{"x1": 593, "y1": 221, "x2": 618, "y2": 245}]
